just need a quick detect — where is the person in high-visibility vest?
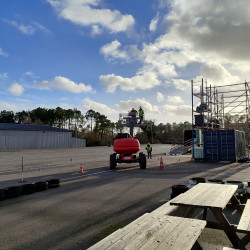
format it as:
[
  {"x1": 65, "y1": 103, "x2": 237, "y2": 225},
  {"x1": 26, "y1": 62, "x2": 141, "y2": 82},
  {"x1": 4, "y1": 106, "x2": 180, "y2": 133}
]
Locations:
[
  {"x1": 145, "y1": 142, "x2": 152, "y2": 159},
  {"x1": 138, "y1": 106, "x2": 144, "y2": 124}
]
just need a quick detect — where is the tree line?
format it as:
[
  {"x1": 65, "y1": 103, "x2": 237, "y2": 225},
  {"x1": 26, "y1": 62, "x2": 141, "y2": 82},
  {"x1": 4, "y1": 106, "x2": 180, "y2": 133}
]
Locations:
[{"x1": 0, "y1": 107, "x2": 191, "y2": 145}]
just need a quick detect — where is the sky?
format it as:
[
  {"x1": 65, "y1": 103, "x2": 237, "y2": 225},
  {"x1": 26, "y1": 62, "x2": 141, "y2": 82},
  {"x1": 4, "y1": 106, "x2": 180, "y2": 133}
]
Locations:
[{"x1": 0, "y1": 0, "x2": 250, "y2": 125}]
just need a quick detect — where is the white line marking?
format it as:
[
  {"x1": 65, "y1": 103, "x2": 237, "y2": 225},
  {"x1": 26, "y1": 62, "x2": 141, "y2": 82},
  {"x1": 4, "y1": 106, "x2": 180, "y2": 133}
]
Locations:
[{"x1": 61, "y1": 170, "x2": 111, "y2": 181}]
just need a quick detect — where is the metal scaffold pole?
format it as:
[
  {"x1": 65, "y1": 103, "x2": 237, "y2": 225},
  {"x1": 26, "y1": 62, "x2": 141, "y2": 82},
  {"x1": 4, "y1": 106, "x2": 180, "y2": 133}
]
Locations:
[
  {"x1": 245, "y1": 81, "x2": 249, "y2": 157},
  {"x1": 191, "y1": 79, "x2": 194, "y2": 159}
]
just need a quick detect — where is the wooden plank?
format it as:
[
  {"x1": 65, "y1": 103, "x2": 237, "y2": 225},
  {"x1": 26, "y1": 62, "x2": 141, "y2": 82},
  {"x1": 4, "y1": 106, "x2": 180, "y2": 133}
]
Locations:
[
  {"x1": 170, "y1": 184, "x2": 208, "y2": 206},
  {"x1": 189, "y1": 184, "x2": 219, "y2": 207},
  {"x1": 230, "y1": 195, "x2": 244, "y2": 214},
  {"x1": 223, "y1": 247, "x2": 240, "y2": 250},
  {"x1": 170, "y1": 183, "x2": 237, "y2": 209},
  {"x1": 170, "y1": 183, "x2": 214, "y2": 206},
  {"x1": 237, "y1": 199, "x2": 250, "y2": 231},
  {"x1": 137, "y1": 217, "x2": 206, "y2": 250},
  {"x1": 211, "y1": 185, "x2": 238, "y2": 209},
  {"x1": 196, "y1": 184, "x2": 236, "y2": 208},
  {"x1": 88, "y1": 213, "x2": 150, "y2": 250},
  {"x1": 107, "y1": 214, "x2": 171, "y2": 249}
]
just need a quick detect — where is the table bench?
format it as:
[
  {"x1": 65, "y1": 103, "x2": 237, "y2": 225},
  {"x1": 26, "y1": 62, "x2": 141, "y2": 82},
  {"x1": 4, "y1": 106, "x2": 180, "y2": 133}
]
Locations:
[
  {"x1": 238, "y1": 199, "x2": 250, "y2": 232},
  {"x1": 170, "y1": 183, "x2": 245, "y2": 249},
  {"x1": 88, "y1": 202, "x2": 206, "y2": 250}
]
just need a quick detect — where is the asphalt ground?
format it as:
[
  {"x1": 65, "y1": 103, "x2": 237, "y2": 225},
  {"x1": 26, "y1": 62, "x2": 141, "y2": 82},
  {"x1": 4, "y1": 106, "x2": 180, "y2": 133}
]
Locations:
[{"x1": 0, "y1": 145, "x2": 250, "y2": 249}]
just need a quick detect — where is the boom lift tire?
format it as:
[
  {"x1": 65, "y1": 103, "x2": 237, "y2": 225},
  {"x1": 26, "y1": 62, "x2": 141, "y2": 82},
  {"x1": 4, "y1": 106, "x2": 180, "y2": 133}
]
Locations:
[
  {"x1": 110, "y1": 153, "x2": 117, "y2": 170},
  {"x1": 139, "y1": 153, "x2": 146, "y2": 169}
]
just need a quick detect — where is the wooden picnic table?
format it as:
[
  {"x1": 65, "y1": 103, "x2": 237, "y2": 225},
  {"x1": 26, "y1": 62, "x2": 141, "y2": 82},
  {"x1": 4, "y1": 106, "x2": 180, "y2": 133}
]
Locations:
[
  {"x1": 170, "y1": 183, "x2": 244, "y2": 249},
  {"x1": 89, "y1": 214, "x2": 206, "y2": 250}
]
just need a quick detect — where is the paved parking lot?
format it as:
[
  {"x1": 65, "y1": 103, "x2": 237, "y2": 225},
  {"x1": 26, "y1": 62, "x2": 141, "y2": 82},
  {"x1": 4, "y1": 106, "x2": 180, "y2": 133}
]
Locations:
[{"x1": 1, "y1": 145, "x2": 250, "y2": 249}]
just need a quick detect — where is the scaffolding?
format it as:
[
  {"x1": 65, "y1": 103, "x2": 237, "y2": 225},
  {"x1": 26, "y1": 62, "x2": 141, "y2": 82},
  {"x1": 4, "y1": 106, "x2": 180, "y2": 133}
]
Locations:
[{"x1": 191, "y1": 79, "x2": 250, "y2": 159}]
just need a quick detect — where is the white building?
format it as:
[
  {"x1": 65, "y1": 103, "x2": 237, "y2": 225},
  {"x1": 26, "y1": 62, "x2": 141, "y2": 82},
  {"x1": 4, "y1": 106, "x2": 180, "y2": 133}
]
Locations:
[{"x1": 0, "y1": 123, "x2": 86, "y2": 150}]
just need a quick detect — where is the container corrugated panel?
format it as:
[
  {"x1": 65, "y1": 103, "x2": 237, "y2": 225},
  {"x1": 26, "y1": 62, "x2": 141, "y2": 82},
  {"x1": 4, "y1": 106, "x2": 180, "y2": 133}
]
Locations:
[
  {"x1": 235, "y1": 130, "x2": 245, "y2": 159},
  {"x1": 204, "y1": 130, "x2": 220, "y2": 161},
  {"x1": 204, "y1": 130, "x2": 245, "y2": 161},
  {"x1": 219, "y1": 130, "x2": 236, "y2": 161}
]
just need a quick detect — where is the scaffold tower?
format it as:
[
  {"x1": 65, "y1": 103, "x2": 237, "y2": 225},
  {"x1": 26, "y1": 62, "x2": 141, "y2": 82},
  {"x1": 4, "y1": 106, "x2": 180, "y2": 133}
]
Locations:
[{"x1": 191, "y1": 79, "x2": 250, "y2": 159}]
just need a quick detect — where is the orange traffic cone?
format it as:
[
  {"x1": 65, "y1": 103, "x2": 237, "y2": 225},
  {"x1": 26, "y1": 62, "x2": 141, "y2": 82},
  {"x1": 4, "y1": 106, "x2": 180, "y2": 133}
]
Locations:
[
  {"x1": 160, "y1": 157, "x2": 164, "y2": 169},
  {"x1": 79, "y1": 164, "x2": 84, "y2": 173}
]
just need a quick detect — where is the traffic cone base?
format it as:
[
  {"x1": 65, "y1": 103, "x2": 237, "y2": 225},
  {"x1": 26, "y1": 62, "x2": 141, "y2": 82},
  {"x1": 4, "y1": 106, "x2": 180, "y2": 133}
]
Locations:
[
  {"x1": 79, "y1": 165, "x2": 84, "y2": 173},
  {"x1": 160, "y1": 157, "x2": 164, "y2": 169}
]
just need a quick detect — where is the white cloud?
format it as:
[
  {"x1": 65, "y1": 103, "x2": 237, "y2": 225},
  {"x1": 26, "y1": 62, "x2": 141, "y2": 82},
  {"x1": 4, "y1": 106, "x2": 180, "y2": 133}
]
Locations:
[
  {"x1": 47, "y1": 0, "x2": 135, "y2": 34},
  {"x1": 0, "y1": 101, "x2": 18, "y2": 111},
  {"x1": 156, "y1": 0, "x2": 250, "y2": 75},
  {"x1": 201, "y1": 63, "x2": 240, "y2": 85},
  {"x1": 172, "y1": 79, "x2": 190, "y2": 91},
  {"x1": 157, "y1": 92, "x2": 164, "y2": 102},
  {"x1": 32, "y1": 22, "x2": 51, "y2": 33},
  {"x1": 116, "y1": 99, "x2": 159, "y2": 114},
  {"x1": 163, "y1": 104, "x2": 192, "y2": 118},
  {"x1": 100, "y1": 40, "x2": 129, "y2": 61},
  {"x1": 100, "y1": 71, "x2": 161, "y2": 93},
  {"x1": 81, "y1": 98, "x2": 117, "y2": 115},
  {"x1": 91, "y1": 24, "x2": 102, "y2": 35},
  {"x1": 35, "y1": 76, "x2": 95, "y2": 93},
  {"x1": 22, "y1": 71, "x2": 40, "y2": 79},
  {"x1": 0, "y1": 48, "x2": 8, "y2": 57},
  {"x1": 4, "y1": 19, "x2": 35, "y2": 35},
  {"x1": 99, "y1": 0, "x2": 250, "y2": 95},
  {"x1": 149, "y1": 13, "x2": 159, "y2": 32},
  {"x1": 3, "y1": 19, "x2": 50, "y2": 35},
  {"x1": 167, "y1": 96, "x2": 184, "y2": 104},
  {"x1": 8, "y1": 83, "x2": 25, "y2": 96},
  {"x1": 0, "y1": 73, "x2": 8, "y2": 79}
]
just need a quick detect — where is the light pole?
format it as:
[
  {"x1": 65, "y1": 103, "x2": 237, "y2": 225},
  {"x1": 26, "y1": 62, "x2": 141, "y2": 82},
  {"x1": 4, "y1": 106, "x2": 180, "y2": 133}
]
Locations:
[{"x1": 150, "y1": 120, "x2": 154, "y2": 144}]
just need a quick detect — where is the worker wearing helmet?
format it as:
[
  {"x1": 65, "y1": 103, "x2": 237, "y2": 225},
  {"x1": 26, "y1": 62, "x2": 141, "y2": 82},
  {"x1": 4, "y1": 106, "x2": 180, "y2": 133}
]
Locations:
[
  {"x1": 145, "y1": 142, "x2": 152, "y2": 159},
  {"x1": 138, "y1": 106, "x2": 144, "y2": 124},
  {"x1": 130, "y1": 108, "x2": 137, "y2": 117}
]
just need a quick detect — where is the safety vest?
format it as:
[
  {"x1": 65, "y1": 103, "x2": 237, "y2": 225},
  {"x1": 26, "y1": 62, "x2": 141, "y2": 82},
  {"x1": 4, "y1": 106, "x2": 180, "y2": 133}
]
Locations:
[
  {"x1": 146, "y1": 145, "x2": 152, "y2": 152},
  {"x1": 138, "y1": 109, "x2": 144, "y2": 116}
]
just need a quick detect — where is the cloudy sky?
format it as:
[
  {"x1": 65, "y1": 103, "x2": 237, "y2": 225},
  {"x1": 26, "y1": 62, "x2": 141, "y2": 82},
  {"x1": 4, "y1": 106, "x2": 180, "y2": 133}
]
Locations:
[{"x1": 0, "y1": 0, "x2": 249, "y2": 124}]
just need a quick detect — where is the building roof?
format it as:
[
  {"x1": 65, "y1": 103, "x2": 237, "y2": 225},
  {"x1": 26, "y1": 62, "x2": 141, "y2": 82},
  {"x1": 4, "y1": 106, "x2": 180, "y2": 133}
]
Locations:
[{"x1": 0, "y1": 123, "x2": 71, "y2": 132}]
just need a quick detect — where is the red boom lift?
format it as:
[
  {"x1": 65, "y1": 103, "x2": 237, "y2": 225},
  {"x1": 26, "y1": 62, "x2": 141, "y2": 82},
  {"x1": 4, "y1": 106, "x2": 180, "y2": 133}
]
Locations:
[{"x1": 110, "y1": 111, "x2": 147, "y2": 169}]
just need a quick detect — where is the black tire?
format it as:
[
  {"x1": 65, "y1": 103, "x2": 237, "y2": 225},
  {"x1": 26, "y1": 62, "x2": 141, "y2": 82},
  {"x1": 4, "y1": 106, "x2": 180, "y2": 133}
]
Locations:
[
  {"x1": 243, "y1": 193, "x2": 250, "y2": 198},
  {"x1": 171, "y1": 193, "x2": 177, "y2": 199},
  {"x1": 35, "y1": 181, "x2": 48, "y2": 192},
  {"x1": 206, "y1": 179, "x2": 224, "y2": 184},
  {"x1": 110, "y1": 153, "x2": 117, "y2": 170},
  {"x1": 4, "y1": 186, "x2": 22, "y2": 199},
  {"x1": 21, "y1": 183, "x2": 36, "y2": 195},
  {"x1": 47, "y1": 179, "x2": 60, "y2": 185},
  {"x1": 190, "y1": 177, "x2": 206, "y2": 184},
  {"x1": 239, "y1": 195, "x2": 247, "y2": 204},
  {"x1": 172, "y1": 185, "x2": 188, "y2": 196},
  {"x1": 0, "y1": 189, "x2": 5, "y2": 201},
  {"x1": 225, "y1": 181, "x2": 244, "y2": 189},
  {"x1": 48, "y1": 183, "x2": 60, "y2": 189},
  {"x1": 139, "y1": 154, "x2": 146, "y2": 169}
]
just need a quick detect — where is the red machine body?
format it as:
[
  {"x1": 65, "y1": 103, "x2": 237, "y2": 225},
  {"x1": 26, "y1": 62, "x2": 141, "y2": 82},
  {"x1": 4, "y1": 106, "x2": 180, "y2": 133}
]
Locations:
[{"x1": 113, "y1": 138, "x2": 140, "y2": 155}]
